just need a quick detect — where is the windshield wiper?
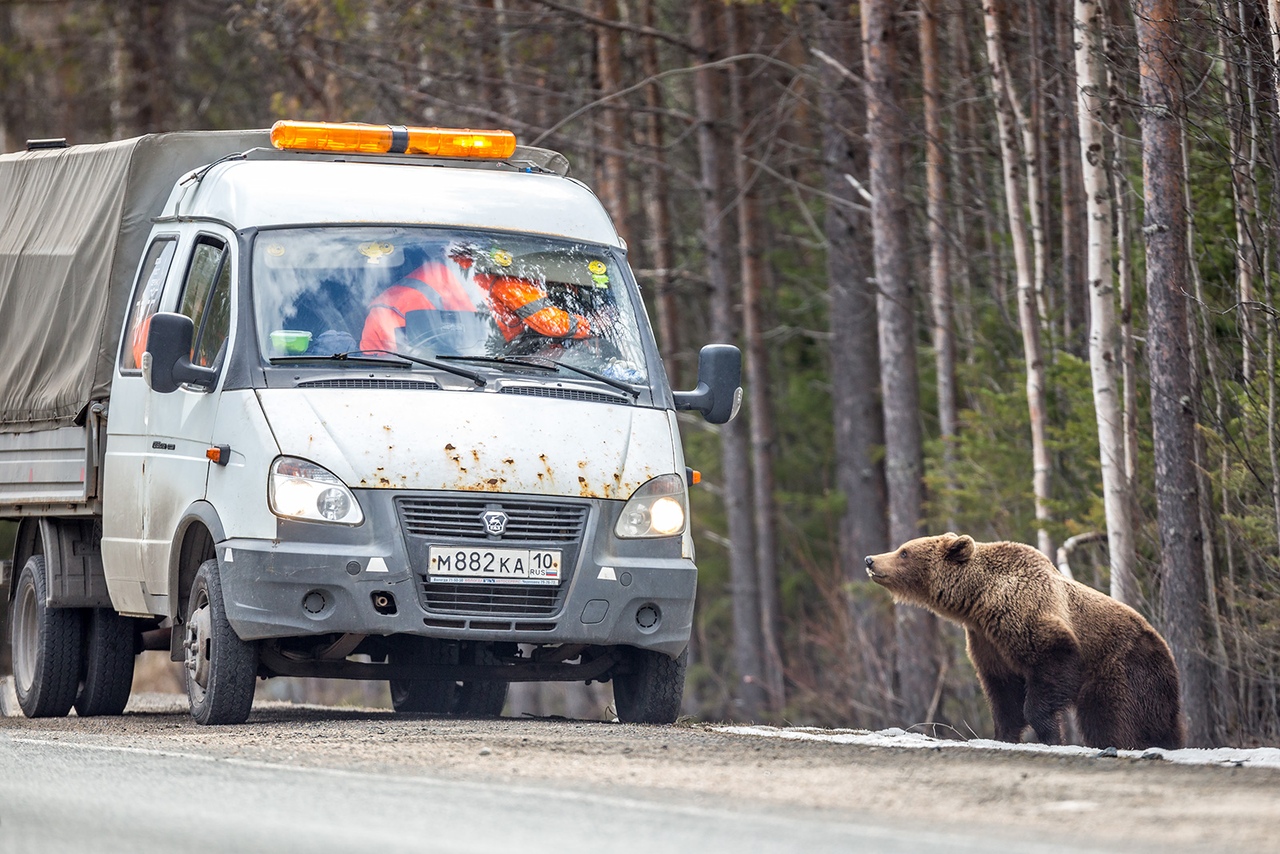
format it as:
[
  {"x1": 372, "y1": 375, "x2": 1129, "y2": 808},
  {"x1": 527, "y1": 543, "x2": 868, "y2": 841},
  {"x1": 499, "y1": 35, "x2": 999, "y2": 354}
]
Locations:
[
  {"x1": 436, "y1": 354, "x2": 558, "y2": 373},
  {"x1": 439, "y1": 353, "x2": 640, "y2": 398},
  {"x1": 550, "y1": 361, "x2": 641, "y2": 398},
  {"x1": 272, "y1": 350, "x2": 487, "y2": 386},
  {"x1": 270, "y1": 352, "x2": 413, "y2": 367}
]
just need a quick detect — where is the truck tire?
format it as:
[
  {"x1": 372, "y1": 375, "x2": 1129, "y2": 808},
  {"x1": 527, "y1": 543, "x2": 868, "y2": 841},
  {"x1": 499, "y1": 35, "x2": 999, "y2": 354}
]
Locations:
[
  {"x1": 183, "y1": 559, "x2": 257, "y2": 725},
  {"x1": 453, "y1": 645, "x2": 508, "y2": 718},
  {"x1": 612, "y1": 646, "x2": 687, "y2": 725},
  {"x1": 10, "y1": 555, "x2": 84, "y2": 718},
  {"x1": 74, "y1": 609, "x2": 137, "y2": 717},
  {"x1": 389, "y1": 641, "x2": 507, "y2": 717},
  {"x1": 389, "y1": 638, "x2": 456, "y2": 714}
]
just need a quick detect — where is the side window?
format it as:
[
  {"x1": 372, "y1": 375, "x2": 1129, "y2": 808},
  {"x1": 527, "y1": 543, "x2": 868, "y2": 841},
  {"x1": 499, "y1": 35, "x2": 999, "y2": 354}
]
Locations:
[
  {"x1": 120, "y1": 237, "x2": 178, "y2": 372},
  {"x1": 179, "y1": 237, "x2": 232, "y2": 369}
]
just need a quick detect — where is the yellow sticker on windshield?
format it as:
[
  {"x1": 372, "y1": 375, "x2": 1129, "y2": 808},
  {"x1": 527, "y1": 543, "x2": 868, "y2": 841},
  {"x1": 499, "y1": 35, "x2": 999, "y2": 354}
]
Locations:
[
  {"x1": 588, "y1": 260, "x2": 606, "y2": 275},
  {"x1": 492, "y1": 249, "x2": 513, "y2": 267},
  {"x1": 359, "y1": 242, "x2": 394, "y2": 264},
  {"x1": 266, "y1": 243, "x2": 286, "y2": 257}
]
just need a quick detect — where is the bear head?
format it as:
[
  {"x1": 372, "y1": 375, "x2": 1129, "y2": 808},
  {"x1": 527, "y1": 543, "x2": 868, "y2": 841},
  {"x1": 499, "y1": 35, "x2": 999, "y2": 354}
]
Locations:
[{"x1": 863, "y1": 533, "x2": 975, "y2": 613}]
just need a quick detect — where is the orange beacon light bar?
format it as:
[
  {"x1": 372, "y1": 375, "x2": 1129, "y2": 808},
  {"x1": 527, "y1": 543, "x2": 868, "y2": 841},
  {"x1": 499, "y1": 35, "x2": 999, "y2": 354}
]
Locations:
[{"x1": 269, "y1": 120, "x2": 518, "y2": 160}]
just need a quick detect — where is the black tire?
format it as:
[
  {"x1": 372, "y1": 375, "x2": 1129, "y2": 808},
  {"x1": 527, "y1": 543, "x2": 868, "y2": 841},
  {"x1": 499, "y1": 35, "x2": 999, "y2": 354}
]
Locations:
[
  {"x1": 454, "y1": 645, "x2": 509, "y2": 717},
  {"x1": 74, "y1": 609, "x2": 138, "y2": 717},
  {"x1": 389, "y1": 641, "x2": 508, "y2": 717},
  {"x1": 183, "y1": 559, "x2": 258, "y2": 725},
  {"x1": 10, "y1": 555, "x2": 84, "y2": 718},
  {"x1": 389, "y1": 638, "x2": 456, "y2": 714},
  {"x1": 612, "y1": 646, "x2": 687, "y2": 724}
]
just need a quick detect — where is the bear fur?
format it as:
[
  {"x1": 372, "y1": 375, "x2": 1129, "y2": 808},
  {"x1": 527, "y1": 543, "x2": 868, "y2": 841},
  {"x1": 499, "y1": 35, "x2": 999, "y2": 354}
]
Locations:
[{"x1": 864, "y1": 533, "x2": 1185, "y2": 750}]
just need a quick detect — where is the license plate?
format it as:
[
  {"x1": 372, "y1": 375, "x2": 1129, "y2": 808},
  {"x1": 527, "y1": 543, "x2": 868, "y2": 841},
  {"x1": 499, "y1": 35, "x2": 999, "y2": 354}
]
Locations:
[{"x1": 427, "y1": 546, "x2": 562, "y2": 585}]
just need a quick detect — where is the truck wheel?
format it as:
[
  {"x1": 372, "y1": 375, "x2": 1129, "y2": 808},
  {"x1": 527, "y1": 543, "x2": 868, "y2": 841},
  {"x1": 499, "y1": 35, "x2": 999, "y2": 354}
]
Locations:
[
  {"x1": 74, "y1": 609, "x2": 138, "y2": 717},
  {"x1": 183, "y1": 559, "x2": 257, "y2": 725},
  {"x1": 453, "y1": 645, "x2": 508, "y2": 718},
  {"x1": 612, "y1": 646, "x2": 687, "y2": 724},
  {"x1": 389, "y1": 638, "x2": 456, "y2": 714},
  {"x1": 10, "y1": 555, "x2": 84, "y2": 718}
]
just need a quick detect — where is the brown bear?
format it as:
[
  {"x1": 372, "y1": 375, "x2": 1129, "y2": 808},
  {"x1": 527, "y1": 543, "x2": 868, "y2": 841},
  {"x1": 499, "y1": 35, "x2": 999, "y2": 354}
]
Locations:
[{"x1": 864, "y1": 533, "x2": 1185, "y2": 750}]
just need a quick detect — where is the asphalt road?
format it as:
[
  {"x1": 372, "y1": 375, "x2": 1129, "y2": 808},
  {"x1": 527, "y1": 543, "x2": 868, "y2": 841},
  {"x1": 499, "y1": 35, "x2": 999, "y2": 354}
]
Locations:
[{"x1": 0, "y1": 725, "x2": 1097, "y2": 854}]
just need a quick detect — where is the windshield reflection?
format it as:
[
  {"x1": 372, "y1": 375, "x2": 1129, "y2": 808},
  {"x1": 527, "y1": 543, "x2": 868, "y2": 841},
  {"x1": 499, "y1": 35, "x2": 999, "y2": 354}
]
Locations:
[{"x1": 252, "y1": 227, "x2": 650, "y2": 385}]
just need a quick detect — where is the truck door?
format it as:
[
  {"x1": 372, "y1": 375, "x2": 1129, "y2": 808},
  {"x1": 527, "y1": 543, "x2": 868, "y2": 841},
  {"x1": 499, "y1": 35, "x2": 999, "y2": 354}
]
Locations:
[
  {"x1": 138, "y1": 234, "x2": 236, "y2": 614},
  {"x1": 102, "y1": 235, "x2": 180, "y2": 616}
]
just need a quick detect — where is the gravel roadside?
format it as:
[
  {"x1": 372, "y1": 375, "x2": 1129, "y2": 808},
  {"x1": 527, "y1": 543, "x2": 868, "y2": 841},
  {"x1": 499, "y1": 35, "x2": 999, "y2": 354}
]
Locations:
[{"x1": 2, "y1": 693, "x2": 1277, "y2": 852}]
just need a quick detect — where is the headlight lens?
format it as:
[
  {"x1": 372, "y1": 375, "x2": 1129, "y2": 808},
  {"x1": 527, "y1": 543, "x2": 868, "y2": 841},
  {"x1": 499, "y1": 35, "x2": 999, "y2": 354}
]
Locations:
[
  {"x1": 269, "y1": 457, "x2": 364, "y2": 525},
  {"x1": 615, "y1": 474, "x2": 687, "y2": 538}
]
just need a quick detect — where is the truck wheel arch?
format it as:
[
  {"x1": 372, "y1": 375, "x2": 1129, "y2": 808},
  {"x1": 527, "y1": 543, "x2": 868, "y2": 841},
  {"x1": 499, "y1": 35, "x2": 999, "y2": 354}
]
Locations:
[
  {"x1": 169, "y1": 502, "x2": 227, "y2": 625},
  {"x1": 9, "y1": 518, "x2": 42, "y2": 598}
]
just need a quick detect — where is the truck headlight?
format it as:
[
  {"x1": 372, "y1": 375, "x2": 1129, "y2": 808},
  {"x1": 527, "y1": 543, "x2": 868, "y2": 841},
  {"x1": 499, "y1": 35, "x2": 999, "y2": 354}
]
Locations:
[
  {"x1": 269, "y1": 457, "x2": 364, "y2": 525},
  {"x1": 615, "y1": 474, "x2": 687, "y2": 538}
]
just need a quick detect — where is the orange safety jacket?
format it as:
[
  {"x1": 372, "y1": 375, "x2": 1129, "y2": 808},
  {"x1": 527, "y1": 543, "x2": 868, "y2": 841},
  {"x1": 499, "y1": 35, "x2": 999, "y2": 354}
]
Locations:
[
  {"x1": 474, "y1": 273, "x2": 593, "y2": 342},
  {"x1": 360, "y1": 263, "x2": 474, "y2": 351}
]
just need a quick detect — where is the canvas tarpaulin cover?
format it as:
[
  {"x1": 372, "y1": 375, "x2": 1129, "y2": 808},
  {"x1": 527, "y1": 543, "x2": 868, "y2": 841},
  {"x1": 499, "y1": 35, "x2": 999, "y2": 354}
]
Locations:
[{"x1": 0, "y1": 130, "x2": 267, "y2": 432}]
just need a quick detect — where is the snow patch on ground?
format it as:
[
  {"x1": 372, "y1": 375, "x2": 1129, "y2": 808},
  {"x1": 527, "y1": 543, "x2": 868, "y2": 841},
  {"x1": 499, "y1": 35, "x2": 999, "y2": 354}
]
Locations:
[{"x1": 714, "y1": 724, "x2": 1280, "y2": 770}]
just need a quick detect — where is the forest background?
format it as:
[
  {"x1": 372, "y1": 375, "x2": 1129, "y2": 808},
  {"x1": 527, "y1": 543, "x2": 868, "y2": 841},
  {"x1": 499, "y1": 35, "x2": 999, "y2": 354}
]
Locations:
[{"x1": 1, "y1": 0, "x2": 1277, "y2": 747}]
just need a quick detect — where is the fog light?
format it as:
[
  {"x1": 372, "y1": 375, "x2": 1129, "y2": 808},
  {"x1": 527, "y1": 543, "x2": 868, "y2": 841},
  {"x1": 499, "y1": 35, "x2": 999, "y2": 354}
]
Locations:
[
  {"x1": 302, "y1": 590, "x2": 329, "y2": 615},
  {"x1": 636, "y1": 604, "x2": 660, "y2": 630}
]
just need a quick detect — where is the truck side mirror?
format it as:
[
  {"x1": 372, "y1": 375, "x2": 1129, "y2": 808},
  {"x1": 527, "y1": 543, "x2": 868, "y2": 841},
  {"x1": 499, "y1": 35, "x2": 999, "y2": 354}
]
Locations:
[
  {"x1": 145, "y1": 312, "x2": 218, "y2": 394},
  {"x1": 673, "y1": 344, "x2": 742, "y2": 424}
]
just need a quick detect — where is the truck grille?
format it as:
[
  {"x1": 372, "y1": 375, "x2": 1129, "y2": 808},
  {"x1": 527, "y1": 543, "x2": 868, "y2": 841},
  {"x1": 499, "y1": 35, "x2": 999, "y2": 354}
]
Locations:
[
  {"x1": 397, "y1": 497, "x2": 588, "y2": 542},
  {"x1": 418, "y1": 581, "x2": 561, "y2": 616},
  {"x1": 396, "y1": 495, "x2": 589, "y2": 617}
]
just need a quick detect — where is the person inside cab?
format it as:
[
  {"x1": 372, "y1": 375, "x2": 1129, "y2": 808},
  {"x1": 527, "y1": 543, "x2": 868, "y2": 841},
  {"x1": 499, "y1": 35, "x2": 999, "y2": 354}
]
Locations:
[
  {"x1": 449, "y1": 246, "x2": 611, "y2": 346},
  {"x1": 359, "y1": 260, "x2": 475, "y2": 352}
]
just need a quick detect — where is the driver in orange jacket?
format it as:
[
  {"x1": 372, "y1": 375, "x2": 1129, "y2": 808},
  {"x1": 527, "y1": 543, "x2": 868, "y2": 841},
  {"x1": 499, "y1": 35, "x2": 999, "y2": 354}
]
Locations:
[{"x1": 360, "y1": 261, "x2": 475, "y2": 352}]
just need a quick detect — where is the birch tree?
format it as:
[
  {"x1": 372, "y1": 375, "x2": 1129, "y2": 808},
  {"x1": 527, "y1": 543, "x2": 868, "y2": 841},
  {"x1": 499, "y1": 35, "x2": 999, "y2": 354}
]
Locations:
[
  {"x1": 1074, "y1": 0, "x2": 1136, "y2": 603},
  {"x1": 983, "y1": 0, "x2": 1053, "y2": 557}
]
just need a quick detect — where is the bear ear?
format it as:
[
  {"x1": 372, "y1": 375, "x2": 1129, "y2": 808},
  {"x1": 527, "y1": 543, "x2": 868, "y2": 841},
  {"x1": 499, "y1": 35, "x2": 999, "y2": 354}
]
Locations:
[{"x1": 946, "y1": 534, "x2": 974, "y2": 563}]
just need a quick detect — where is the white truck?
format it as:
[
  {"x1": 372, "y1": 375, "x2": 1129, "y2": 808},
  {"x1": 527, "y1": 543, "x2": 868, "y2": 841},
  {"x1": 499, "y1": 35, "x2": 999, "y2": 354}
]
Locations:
[{"x1": 0, "y1": 122, "x2": 739, "y2": 724}]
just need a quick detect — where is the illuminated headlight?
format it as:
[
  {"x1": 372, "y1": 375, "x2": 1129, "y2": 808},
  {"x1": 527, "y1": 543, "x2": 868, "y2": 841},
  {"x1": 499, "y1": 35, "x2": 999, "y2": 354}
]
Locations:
[
  {"x1": 269, "y1": 457, "x2": 364, "y2": 525},
  {"x1": 615, "y1": 474, "x2": 687, "y2": 538}
]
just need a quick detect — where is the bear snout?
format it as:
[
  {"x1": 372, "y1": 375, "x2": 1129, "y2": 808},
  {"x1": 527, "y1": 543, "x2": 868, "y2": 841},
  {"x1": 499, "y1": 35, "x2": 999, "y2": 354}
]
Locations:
[{"x1": 864, "y1": 555, "x2": 882, "y2": 580}]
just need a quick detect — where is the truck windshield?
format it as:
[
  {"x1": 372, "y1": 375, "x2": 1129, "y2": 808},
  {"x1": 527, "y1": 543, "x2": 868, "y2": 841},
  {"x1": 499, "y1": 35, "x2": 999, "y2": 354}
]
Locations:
[{"x1": 252, "y1": 226, "x2": 650, "y2": 384}]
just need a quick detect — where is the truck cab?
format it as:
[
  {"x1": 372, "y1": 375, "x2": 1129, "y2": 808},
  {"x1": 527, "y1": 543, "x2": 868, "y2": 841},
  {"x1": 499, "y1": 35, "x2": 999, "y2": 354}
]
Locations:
[{"x1": 3, "y1": 122, "x2": 739, "y2": 724}]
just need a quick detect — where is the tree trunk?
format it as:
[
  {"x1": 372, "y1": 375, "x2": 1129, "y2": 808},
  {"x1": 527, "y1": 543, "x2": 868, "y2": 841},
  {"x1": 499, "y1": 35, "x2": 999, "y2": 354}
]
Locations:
[
  {"x1": 1103, "y1": 7, "x2": 1140, "y2": 488},
  {"x1": 1135, "y1": 0, "x2": 1214, "y2": 746},
  {"x1": 816, "y1": 0, "x2": 890, "y2": 654},
  {"x1": 1023, "y1": 0, "x2": 1051, "y2": 342},
  {"x1": 1074, "y1": 0, "x2": 1136, "y2": 605},
  {"x1": 863, "y1": 0, "x2": 940, "y2": 725},
  {"x1": 1265, "y1": 0, "x2": 1280, "y2": 556},
  {"x1": 1216, "y1": 2, "x2": 1259, "y2": 385},
  {"x1": 729, "y1": 5, "x2": 785, "y2": 714},
  {"x1": 984, "y1": 0, "x2": 1053, "y2": 558},
  {"x1": 594, "y1": 0, "x2": 630, "y2": 245},
  {"x1": 921, "y1": 0, "x2": 957, "y2": 514},
  {"x1": 639, "y1": 0, "x2": 681, "y2": 383},
  {"x1": 1058, "y1": 1, "x2": 1086, "y2": 352},
  {"x1": 691, "y1": 0, "x2": 765, "y2": 721}
]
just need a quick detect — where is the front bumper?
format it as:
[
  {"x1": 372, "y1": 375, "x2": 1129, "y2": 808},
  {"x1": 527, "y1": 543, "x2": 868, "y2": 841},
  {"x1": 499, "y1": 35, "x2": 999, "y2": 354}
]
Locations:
[{"x1": 216, "y1": 489, "x2": 695, "y2": 658}]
